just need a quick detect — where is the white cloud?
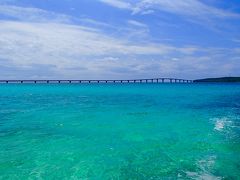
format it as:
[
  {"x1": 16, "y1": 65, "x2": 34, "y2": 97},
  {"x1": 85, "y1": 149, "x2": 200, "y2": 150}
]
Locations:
[
  {"x1": 232, "y1": 39, "x2": 240, "y2": 43},
  {"x1": 0, "y1": 4, "x2": 150, "y2": 40},
  {"x1": 132, "y1": 0, "x2": 240, "y2": 18},
  {"x1": 0, "y1": 20, "x2": 190, "y2": 62},
  {"x1": 0, "y1": 21, "x2": 178, "y2": 78},
  {"x1": 234, "y1": 48, "x2": 240, "y2": 54},
  {"x1": 0, "y1": 20, "x2": 238, "y2": 79},
  {"x1": 99, "y1": 0, "x2": 132, "y2": 10},
  {"x1": 80, "y1": 18, "x2": 113, "y2": 28},
  {"x1": 0, "y1": 5, "x2": 71, "y2": 23},
  {"x1": 98, "y1": 0, "x2": 240, "y2": 32},
  {"x1": 99, "y1": 0, "x2": 240, "y2": 19},
  {"x1": 127, "y1": 20, "x2": 148, "y2": 28},
  {"x1": 0, "y1": 3, "x2": 239, "y2": 79},
  {"x1": 3, "y1": 20, "x2": 231, "y2": 79}
]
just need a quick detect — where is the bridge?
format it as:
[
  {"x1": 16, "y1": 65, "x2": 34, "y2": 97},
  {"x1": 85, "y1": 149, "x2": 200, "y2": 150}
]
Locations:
[{"x1": 0, "y1": 78, "x2": 193, "y2": 84}]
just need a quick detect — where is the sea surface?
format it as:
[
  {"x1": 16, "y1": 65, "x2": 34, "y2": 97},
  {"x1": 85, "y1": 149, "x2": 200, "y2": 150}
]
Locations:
[{"x1": 0, "y1": 83, "x2": 240, "y2": 179}]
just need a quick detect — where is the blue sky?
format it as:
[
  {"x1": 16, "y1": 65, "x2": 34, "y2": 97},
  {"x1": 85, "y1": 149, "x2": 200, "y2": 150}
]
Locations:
[{"x1": 0, "y1": 0, "x2": 239, "y2": 80}]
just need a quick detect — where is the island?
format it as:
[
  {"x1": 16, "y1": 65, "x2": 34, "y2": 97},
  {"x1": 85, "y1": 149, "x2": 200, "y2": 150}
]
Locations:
[{"x1": 194, "y1": 77, "x2": 240, "y2": 83}]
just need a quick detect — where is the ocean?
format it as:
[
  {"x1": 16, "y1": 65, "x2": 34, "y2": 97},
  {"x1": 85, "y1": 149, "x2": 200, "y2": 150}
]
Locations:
[{"x1": 0, "y1": 83, "x2": 240, "y2": 179}]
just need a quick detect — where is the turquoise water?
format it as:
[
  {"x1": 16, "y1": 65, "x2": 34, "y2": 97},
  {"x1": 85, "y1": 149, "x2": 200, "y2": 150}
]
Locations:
[{"x1": 0, "y1": 83, "x2": 240, "y2": 179}]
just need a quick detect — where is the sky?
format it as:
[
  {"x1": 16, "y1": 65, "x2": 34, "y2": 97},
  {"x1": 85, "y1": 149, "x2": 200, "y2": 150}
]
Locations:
[{"x1": 0, "y1": 0, "x2": 239, "y2": 80}]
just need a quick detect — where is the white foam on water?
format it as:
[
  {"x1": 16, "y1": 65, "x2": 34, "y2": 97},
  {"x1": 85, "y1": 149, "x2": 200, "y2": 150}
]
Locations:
[
  {"x1": 211, "y1": 117, "x2": 232, "y2": 132},
  {"x1": 186, "y1": 172, "x2": 221, "y2": 180},
  {"x1": 214, "y1": 120, "x2": 225, "y2": 131},
  {"x1": 186, "y1": 156, "x2": 222, "y2": 180}
]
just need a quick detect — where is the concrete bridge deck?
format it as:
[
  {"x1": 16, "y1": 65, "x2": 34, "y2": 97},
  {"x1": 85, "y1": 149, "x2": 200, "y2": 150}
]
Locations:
[{"x1": 0, "y1": 78, "x2": 193, "y2": 84}]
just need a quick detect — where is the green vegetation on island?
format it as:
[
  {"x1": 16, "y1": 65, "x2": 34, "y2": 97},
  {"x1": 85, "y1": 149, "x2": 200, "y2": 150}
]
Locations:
[{"x1": 194, "y1": 77, "x2": 240, "y2": 83}]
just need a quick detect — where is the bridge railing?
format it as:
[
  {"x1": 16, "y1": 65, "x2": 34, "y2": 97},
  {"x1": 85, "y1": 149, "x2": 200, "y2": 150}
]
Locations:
[{"x1": 0, "y1": 78, "x2": 193, "y2": 84}]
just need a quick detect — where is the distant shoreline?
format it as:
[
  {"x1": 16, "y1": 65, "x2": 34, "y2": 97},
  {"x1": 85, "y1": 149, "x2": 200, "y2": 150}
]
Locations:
[{"x1": 194, "y1": 77, "x2": 240, "y2": 83}]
